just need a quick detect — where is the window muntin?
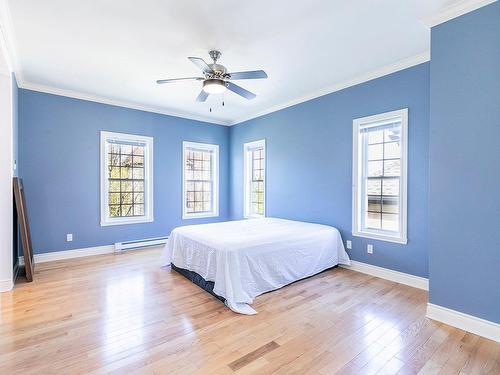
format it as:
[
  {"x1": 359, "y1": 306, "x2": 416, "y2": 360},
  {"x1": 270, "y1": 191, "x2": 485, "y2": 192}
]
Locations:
[
  {"x1": 363, "y1": 124, "x2": 401, "y2": 232},
  {"x1": 250, "y1": 148, "x2": 265, "y2": 215},
  {"x1": 182, "y1": 142, "x2": 219, "y2": 219},
  {"x1": 244, "y1": 140, "x2": 266, "y2": 218},
  {"x1": 108, "y1": 142, "x2": 145, "y2": 217},
  {"x1": 100, "y1": 131, "x2": 153, "y2": 226},
  {"x1": 353, "y1": 109, "x2": 407, "y2": 244}
]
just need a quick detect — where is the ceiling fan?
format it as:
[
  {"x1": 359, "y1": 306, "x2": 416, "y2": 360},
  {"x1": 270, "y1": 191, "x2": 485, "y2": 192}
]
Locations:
[{"x1": 156, "y1": 50, "x2": 268, "y2": 102}]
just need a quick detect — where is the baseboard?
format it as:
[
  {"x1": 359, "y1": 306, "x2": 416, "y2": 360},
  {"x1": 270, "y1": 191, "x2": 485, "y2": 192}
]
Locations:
[
  {"x1": 19, "y1": 244, "x2": 115, "y2": 265},
  {"x1": 0, "y1": 278, "x2": 13, "y2": 292},
  {"x1": 340, "y1": 260, "x2": 429, "y2": 290},
  {"x1": 427, "y1": 303, "x2": 500, "y2": 343}
]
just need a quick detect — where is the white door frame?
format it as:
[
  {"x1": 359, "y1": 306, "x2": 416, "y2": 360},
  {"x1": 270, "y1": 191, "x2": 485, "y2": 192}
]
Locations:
[{"x1": 0, "y1": 26, "x2": 14, "y2": 292}]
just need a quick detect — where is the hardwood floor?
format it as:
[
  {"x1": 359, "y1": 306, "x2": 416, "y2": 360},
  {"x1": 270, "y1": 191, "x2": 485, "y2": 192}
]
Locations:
[{"x1": 0, "y1": 249, "x2": 498, "y2": 375}]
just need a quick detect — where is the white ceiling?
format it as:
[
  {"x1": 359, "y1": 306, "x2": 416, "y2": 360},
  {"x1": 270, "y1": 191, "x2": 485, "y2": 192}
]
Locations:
[{"x1": 7, "y1": 0, "x2": 460, "y2": 125}]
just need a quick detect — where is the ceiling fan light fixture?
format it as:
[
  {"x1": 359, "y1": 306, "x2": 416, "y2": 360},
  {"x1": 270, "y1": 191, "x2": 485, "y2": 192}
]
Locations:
[
  {"x1": 156, "y1": 51, "x2": 266, "y2": 101},
  {"x1": 203, "y1": 79, "x2": 227, "y2": 94}
]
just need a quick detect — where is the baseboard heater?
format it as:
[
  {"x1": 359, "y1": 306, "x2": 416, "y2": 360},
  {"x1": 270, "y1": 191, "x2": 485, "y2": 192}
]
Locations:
[{"x1": 114, "y1": 236, "x2": 168, "y2": 252}]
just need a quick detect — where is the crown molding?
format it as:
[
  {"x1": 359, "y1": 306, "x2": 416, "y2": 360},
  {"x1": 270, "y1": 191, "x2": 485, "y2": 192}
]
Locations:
[
  {"x1": 20, "y1": 51, "x2": 429, "y2": 128},
  {"x1": 0, "y1": 24, "x2": 12, "y2": 73},
  {"x1": 0, "y1": 5, "x2": 13, "y2": 73},
  {"x1": 0, "y1": 1, "x2": 231, "y2": 126},
  {"x1": 3, "y1": 1, "x2": 494, "y2": 127},
  {"x1": 19, "y1": 81, "x2": 232, "y2": 126},
  {"x1": 422, "y1": 0, "x2": 497, "y2": 28},
  {"x1": 1, "y1": 0, "x2": 431, "y2": 129},
  {"x1": 2, "y1": 0, "x2": 436, "y2": 128},
  {"x1": 0, "y1": 0, "x2": 21, "y2": 75},
  {"x1": 228, "y1": 51, "x2": 430, "y2": 126}
]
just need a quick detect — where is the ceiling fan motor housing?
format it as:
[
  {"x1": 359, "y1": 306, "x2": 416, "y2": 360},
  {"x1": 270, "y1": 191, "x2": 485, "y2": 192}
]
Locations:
[{"x1": 209, "y1": 63, "x2": 227, "y2": 76}]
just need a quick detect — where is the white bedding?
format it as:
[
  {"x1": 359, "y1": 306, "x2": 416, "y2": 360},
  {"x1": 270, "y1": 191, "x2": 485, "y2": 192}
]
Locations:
[{"x1": 162, "y1": 218, "x2": 350, "y2": 314}]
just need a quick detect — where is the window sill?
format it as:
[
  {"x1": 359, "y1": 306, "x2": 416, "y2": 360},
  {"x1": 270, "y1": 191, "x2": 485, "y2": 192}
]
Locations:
[
  {"x1": 244, "y1": 214, "x2": 265, "y2": 219},
  {"x1": 101, "y1": 216, "x2": 153, "y2": 227},
  {"x1": 352, "y1": 230, "x2": 407, "y2": 245},
  {"x1": 182, "y1": 212, "x2": 219, "y2": 220}
]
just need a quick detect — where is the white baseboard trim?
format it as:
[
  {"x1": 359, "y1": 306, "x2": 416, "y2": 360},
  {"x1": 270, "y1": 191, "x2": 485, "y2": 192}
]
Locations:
[
  {"x1": 427, "y1": 303, "x2": 500, "y2": 343},
  {"x1": 19, "y1": 245, "x2": 115, "y2": 265},
  {"x1": 340, "y1": 260, "x2": 429, "y2": 290},
  {"x1": 0, "y1": 278, "x2": 13, "y2": 292}
]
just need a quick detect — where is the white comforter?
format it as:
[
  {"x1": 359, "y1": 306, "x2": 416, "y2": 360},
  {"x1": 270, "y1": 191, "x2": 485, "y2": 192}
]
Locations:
[{"x1": 162, "y1": 218, "x2": 350, "y2": 314}]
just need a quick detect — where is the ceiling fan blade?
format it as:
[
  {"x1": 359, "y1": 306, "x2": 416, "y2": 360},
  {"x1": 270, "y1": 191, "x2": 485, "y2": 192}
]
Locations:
[
  {"x1": 156, "y1": 77, "x2": 204, "y2": 84},
  {"x1": 227, "y1": 70, "x2": 268, "y2": 80},
  {"x1": 225, "y1": 81, "x2": 256, "y2": 100},
  {"x1": 196, "y1": 90, "x2": 209, "y2": 102},
  {"x1": 188, "y1": 57, "x2": 214, "y2": 74}
]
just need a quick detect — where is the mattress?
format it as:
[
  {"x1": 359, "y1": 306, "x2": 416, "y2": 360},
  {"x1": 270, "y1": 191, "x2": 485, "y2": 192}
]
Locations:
[{"x1": 162, "y1": 218, "x2": 350, "y2": 314}]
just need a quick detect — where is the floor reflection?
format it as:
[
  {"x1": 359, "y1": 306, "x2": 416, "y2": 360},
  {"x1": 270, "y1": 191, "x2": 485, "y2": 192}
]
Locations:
[{"x1": 103, "y1": 274, "x2": 145, "y2": 358}]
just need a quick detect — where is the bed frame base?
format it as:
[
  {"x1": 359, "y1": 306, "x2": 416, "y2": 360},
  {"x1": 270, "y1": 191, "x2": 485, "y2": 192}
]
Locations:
[
  {"x1": 171, "y1": 263, "x2": 339, "y2": 306},
  {"x1": 171, "y1": 263, "x2": 226, "y2": 303}
]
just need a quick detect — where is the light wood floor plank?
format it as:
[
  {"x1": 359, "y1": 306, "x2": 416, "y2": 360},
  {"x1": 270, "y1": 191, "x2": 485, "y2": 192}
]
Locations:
[{"x1": 0, "y1": 248, "x2": 498, "y2": 374}]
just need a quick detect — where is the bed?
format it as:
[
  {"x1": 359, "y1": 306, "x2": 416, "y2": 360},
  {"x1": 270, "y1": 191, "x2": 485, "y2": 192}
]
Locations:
[{"x1": 162, "y1": 218, "x2": 350, "y2": 314}]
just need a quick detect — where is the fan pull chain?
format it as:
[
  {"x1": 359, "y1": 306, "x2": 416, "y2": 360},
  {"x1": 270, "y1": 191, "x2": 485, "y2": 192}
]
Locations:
[{"x1": 208, "y1": 98, "x2": 226, "y2": 113}]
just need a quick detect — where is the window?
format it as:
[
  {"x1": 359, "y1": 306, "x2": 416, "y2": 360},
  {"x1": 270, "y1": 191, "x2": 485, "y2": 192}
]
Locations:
[
  {"x1": 244, "y1": 139, "x2": 266, "y2": 218},
  {"x1": 100, "y1": 131, "x2": 153, "y2": 226},
  {"x1": 352, "y1": 109, "x2": 407, "y2": 244},
  {"x1": 182, "y1": 141, "x2": 219, "y2": 219}
]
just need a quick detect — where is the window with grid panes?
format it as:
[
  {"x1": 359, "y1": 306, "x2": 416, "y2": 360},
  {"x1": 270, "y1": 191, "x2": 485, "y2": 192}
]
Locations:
[
  {"x1": 183, "y1": 142, "x2": 219, "y2": 219},
  {"x1": 244, "y1": 140, "x2": 265, "y2": 218},
  {"x1": 352, "y1": 109, "x2": 407, "y2": 244},
  {"x1": 100, "y1": 132, "x2": 153, "y2": 226}
]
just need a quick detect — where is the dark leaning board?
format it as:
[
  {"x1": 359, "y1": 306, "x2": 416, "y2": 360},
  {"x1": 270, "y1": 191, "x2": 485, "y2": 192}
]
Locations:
[{"x1": 13, "y1": 177, "x2": 34, "y2": 282}]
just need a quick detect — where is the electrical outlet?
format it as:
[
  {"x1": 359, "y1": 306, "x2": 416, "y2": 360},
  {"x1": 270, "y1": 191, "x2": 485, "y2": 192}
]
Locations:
[
  {"x1": 346, "y1": 240, "x2": 352, "y2": 249},
  {"x1": 367, "y1": 244, "x2": 373, "y2": 254},
  {"x1": 66, "y1": 233, "x2": 73, "y2": 242}
]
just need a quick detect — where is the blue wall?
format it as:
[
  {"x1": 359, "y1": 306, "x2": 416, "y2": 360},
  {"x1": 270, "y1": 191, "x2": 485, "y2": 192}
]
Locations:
[
  {"x1": 429, "y1": 2, "x2": 500, "y2": 323},
  {"x1": 15, "y1": 2, "x2": 499, "y2": 325},
  {"x1": 19, "y1": 90, "x2": 230, "y2": 254},
  {"x1": 230, "y1": 63, "x2": 430, "y2": 278}
]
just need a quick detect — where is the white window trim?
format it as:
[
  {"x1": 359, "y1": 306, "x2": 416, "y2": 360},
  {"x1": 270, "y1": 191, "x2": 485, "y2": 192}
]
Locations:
[
  {"x1": 100, "y1": 131, "x2": 154, "y2": 226},
  {"x1": 352, "y1": 108, "x2": 408, "y2": 244},
  {"x1": 243, "y1": 139, "x2": 266, "y2": 219},
  {"x1": 182, "y1": 141, "x2": 219, "y2": 220}
]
